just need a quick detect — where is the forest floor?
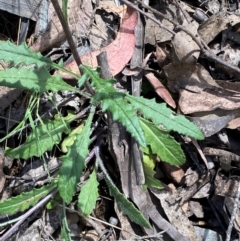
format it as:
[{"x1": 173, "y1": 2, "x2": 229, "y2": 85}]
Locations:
[{"x1": 1, "y1": 0, "x2": 240, "y2": 241}]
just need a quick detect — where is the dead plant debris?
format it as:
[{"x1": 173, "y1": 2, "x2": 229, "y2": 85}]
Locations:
[{"x1": 1, "y1": 0, "x2": 240, "y2": 241}]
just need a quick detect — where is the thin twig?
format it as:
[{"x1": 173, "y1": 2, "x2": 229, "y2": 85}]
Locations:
[
  {"x1": 50, "y1": 0, "x2": 95, "y2": 95},
  {"x1": 50, "y1": 0, "x2": 81, "y2": 69}
]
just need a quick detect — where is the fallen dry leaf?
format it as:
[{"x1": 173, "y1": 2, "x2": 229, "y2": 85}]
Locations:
[
  {"x1": 30, "y1": 0, "x2": 93, "y2": 53},
  {"x1": 189, "y1": 111, "x2": 237, "y2": 137},
  {"x1": 153, "y1": 189, "x2": 202, "y2": 241},
  {"x1": 144, "y1": 4, "x2": 175, "y2": 45},
  {"x1": 60, "y1": 6, "x2": 138, "y2": 78},
  {"x1": 198, "y1": 12, "x2": 240, "y2": 44},
  {"x1": 161, "y1": 162, "x2": 185, "y2": 184},
  {"x1": 155, "y1": 42, "x2": 171, "y2": 68},
  {"x1": 227, "y1": 117, "x2": 240, "y2": 129},
  {"x1": 145, "y1": 72, "x2": 176, "y2": 108},
  {"x1": 164, "y1": 63, "x2": 240, "y2": 114},
  {"x1": 172, "y1": 21, "x2": 200, "y2": 64}
]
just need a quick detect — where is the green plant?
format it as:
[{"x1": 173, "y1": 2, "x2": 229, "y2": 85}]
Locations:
[{"x1": 0, "y1": 41, "x2": 204, "y2": 235}]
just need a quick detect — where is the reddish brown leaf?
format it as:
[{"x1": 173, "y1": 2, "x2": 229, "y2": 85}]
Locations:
[
  {"x1": 145, "y1": 72, "x2": 176, "y2": 108},
  {"x1": 61, "y1": 6, "x2": 138, "y2": 78}
]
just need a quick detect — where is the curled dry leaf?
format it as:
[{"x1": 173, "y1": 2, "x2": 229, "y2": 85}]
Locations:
[{"x1": 60, "y1": 6, "x2": 138, "y2": 78}]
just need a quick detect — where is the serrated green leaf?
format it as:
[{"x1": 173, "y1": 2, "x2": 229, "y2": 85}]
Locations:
[
  {"x1": 0, "y1": 67, "x2": 77, "y2": 93},
  {"x1": 104, "y1": 176, "x2": 151, "y2": 228},
  {"x1": 78, "y1": 72, "x2": 88, "y2": 88},
  {"x1": 142, "y1": 152, "x2": 163, "y2": 190},
  {"x1": 78, "y1": 169, "x2": 99, "y2": 216},
  {"x1": 0, "y1": 182, "x2": 57, "y2": 215},
  {"x1": 5, "y1": 113, "x2": 75, "y2": 159},
  {"x1": 140, "y1": 118, "x2": 185, "y2": 165},
  {"x1": 126, "y1": 95, "x2": 204, "y2": 140},
  {"x1": 0, "y1": 40, "x2": 52, "y2": 68},
  {"x1": 58, "y1": 107, "x2": 95, "y2": 204},
  {"x1": 61, "y1": 124, "x2": 84, "y2": 153},
  {"x1": 81, "y1": 65, "x2": 146, "y2": 147}
]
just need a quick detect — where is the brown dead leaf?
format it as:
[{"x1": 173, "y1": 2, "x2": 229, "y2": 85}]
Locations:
[
  {"x1": 189, "y1": 109, "x2": 240, "y2": 137},
  {"x1": 98, "y1": 1, "x2": 127, "y2": 15},
  {"x1": 164, "y1": 63, "x2": 240, "y2": 114},
  {"x1": 227, "y1": 117, "x2": 240, "y2": 129},
  {"x1": 172, "y1": 21, "x2": 200, "y2": 64},
  {"x1": 155, "y1": 42, "x2": 171, "y2": 68},
  {"x1": 214, "y1": 171, "x2": 239, "y2": 198},
  {"x1": 144, "y1": 4, "x2": 175, "y2": 45},
  {"x1": 198, "y1": 12, "x2": 240, "y2": 44},
  {"x1": 30, "y1": 0, "x2": 93, "y2": 52},
  {"x1": 189, "y1": 114, "x2": 233, "y2": 137},
  {"x1": 155, "y1": 191, "x2": 202, "y2": 241},
  {"x1": 145, "y1": 72, "x2": 176, "y2": 108},
  {"x1": 60, "y1": 6, "x2": 138, "y2": 78},
  {"x1": 189, "y1": 201, "x2": 204, "y2": 218},
  {"x1": 161, "y1": 163, "x2": 185, "y2": 184}
]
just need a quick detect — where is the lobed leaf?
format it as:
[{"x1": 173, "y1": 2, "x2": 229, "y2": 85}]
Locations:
[
  {"x1": 140, "y1": 119, "x2": 185, "y2": 165},
  {"x1": 0, "y1": 182, "x2": 57, "y2": 215},
  {"x1": 5, "y1": 113, "x2": 75, "y2": 159},
  {"x1": 61, "y1": 124, "x2": 84, "y2": 153},
  {"x1": 81, "y1": 65, "x2": 146, "y2": 147},
  {"x1": 0, "y1": 67, "x2": 77, "y2": 93},
  {"x1": 142, "y1": 153, "x2": 163, "y2": 190},
  {"x1": 126, "y1": 95, "x2": 204, "y2": 140},
  {"x1": 0, "y1": 40, "x2": 52, "y2": 68},
  {"x1": 78, "y1": 169, "x2": 99, "y2": 216},
  {"x1": 105, "y1": 175, "x2": 151, "y2": 228},
  {"x1": 58, "y1": 108, "x2": 94, "y2": 204}
]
